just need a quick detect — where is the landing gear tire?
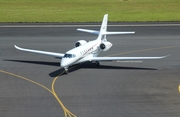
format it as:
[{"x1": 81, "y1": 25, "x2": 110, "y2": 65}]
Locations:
[
  {"x1": 95, "y1": 61, "x2": 100, "y2": 66},
  {"x1": 64, "y1": 68, "x2": 69, "y2": 74}
]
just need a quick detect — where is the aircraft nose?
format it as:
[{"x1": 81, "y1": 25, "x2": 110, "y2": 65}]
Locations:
[{"x1": 60, "y1": 58, "x2": 68, "y2": 68}]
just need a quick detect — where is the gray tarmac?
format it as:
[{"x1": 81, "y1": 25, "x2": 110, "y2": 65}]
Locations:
[{"x1": 0, "y1": 23, "x2": 180, "y2": 117}]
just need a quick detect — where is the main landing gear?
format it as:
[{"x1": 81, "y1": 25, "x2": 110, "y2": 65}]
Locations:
[
  {"x1": 96, "y1": 61, "x2": 100, "y2": 66},
  {"x1": 63, "y1": 62, "x2": 99, "y2": 74},
  {"x1": 94, "y1": 61, "x2": 100, "y2": 66}
]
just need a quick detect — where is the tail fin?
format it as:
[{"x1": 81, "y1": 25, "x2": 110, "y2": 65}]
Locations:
[
  {"x1": 98, "y1": 14, "x2": 108, "y2": 40},
  {"x1": 98, "y1": 14, "x2": 135, "y2": 41},
  {"x1": 77, "y1": 14, "x2": 135, "y2": 40}
]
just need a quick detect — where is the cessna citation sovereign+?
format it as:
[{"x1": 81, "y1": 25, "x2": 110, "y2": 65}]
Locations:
[{"x1": 14, "y1": 14, "x2": 168, "y2": 73}]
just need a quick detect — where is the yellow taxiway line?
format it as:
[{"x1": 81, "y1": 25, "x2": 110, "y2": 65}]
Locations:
[
  {"x1": 1, "y1": 45, "x2": 180, "y2": 116},
  {"x1": 0, "y1": 69, "x2": 77, "y2": 117},
  {"x1": 107, "y1": 45, "x2": 180, "y2": 57},
  {"x1": 178, "y1": 85, "x2": 180, "y2": 92}
]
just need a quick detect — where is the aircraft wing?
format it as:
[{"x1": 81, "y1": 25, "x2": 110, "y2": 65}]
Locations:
[
  {"x1": 90, "y1": 55, "x2": 169, "y2": 62},
  {"x1": 14, "y1": 45, "x2": 64, "y2": 58}
]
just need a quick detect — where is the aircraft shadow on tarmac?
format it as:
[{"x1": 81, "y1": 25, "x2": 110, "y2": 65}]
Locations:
[
  {"x1": 4, "y1": 59, "x2": 157, "y2": 77},
  {"x1": 4, "y1": 59, "x2": 60, "y2": 66}
]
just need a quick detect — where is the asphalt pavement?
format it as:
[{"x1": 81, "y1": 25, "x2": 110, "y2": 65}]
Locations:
[{"x1": 0, "y1": 23, "x2": 180, "y2": 117}]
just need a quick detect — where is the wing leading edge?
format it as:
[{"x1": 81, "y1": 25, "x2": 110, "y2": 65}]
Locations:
[
  {"x1": 91, "y1": 55, "x2": 169, "y2": 61},
  {"x1": 14, "y1": 45, "x2": 64, "y2": 58}
]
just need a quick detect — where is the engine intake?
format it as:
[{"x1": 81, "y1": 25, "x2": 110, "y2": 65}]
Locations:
[
  {"x1": 100, "y1": 41, "x2": 112, "y2": 51},
  {"x1": 74, "y1": 40, "x2": 87, "y2": 47}
]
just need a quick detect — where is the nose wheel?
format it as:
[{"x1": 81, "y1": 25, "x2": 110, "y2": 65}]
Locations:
[{"x1": 64, "y1": 67, "x2": 69, "y2": 74}]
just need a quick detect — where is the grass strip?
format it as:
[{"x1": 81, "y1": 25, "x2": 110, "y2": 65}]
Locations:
[{"x1": 0, "y1": 0, "x2": 180, "y2": 22}]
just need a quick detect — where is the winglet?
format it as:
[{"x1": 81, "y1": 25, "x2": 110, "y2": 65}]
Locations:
[
  {"x1": 14, "y1": 45, "x2": 24, "y2": 51},
  {"x1": 14, "y1": 45, "x2": 19, "y2": 49},
  {"x1": 166, "y1": 54, "x2": 170, "y2": 57},
  {"x1": 157, "y1": 54, "x2": 170, "y2": 59}
]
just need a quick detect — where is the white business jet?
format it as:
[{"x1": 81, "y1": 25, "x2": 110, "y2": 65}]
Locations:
[{"x1": 14, "y1": 14, "x2": 168, "y2": 73}]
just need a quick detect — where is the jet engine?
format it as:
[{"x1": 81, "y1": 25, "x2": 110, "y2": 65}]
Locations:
[
  {"x1": 74, "y1": 40, "x2": 87, "y2": 47},
  {"x1": 99, "y1": 41, "x2": 113, "y2": 51}
]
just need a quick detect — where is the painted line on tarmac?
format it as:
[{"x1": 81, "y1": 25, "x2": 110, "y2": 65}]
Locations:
[
  {"x1": 106, "y1": 45, "x2": 180, "y2": 93},
  {"x1": 51, "y1": 67, "x2": 77, "y2": 117},
  {"x1": 0, "y1": 23, "x2": 180, "y2": 28},
  {"x1": 0, "y1": 69, "x2": 77, "y2": 117},
  {"x1": 107, "y1": 45, "x2": 180, "y2": 57}
]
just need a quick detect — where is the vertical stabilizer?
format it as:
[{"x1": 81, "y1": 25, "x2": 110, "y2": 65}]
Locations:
[
  {"x1": 98, "y1": 14, "x2": 108, "y2": 40},
  {"x1": 77, "y1": 14, "x2": 135, "y2": 40}
]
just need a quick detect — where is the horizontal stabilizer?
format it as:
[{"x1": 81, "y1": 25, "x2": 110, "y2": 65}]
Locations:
[
  {"x1": 77, "y1": 28, "x2": 135, "y2": 35},
  {"x1": 103, "y1": 31, "x2": 135, "y2": 35},
  {"x1": 77, "y1": 28, "x2": 99, "y2": 34}
]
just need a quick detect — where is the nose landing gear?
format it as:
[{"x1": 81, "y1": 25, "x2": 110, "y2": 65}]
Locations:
[{"x1": 64, "y1": 67, "x2": 69, "y2": 74}]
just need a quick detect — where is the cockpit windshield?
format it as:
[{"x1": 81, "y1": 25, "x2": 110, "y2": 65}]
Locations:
[{"x1": 63, "y1": 54, "x2": 76, "y2": 58}]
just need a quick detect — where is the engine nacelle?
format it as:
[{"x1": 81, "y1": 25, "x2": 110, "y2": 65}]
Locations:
[
  {"x1": 74, "y1": 40, "x2": 87, "y2": 47},
  {"x1": 100, "y1": 41, "x2": 113, "y2": 51}
]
